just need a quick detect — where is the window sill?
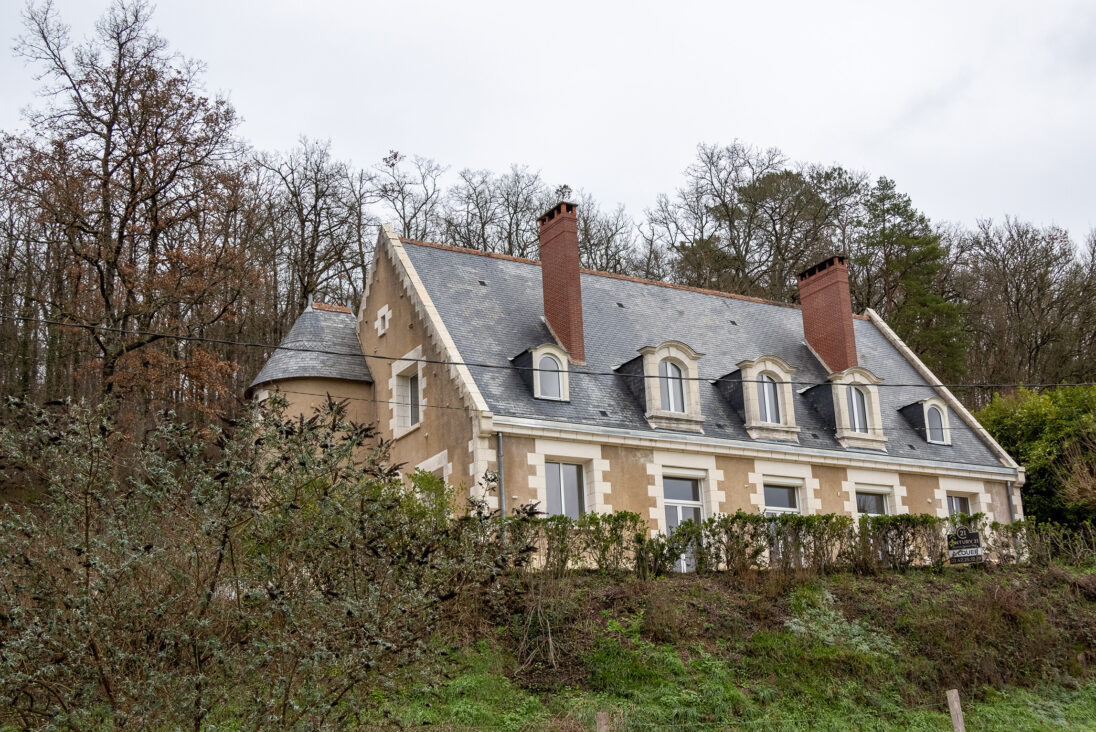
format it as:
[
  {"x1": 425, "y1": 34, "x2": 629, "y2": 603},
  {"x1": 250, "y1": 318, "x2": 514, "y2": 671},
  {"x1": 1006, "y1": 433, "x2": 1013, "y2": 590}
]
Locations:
[
  {"x1": 646, "y1": 409, "x2": 705, "y2": 433},
  {"x1": 534, "y1": 395, "x2": 569, "y2": 402},
  {"x1": 394, "y1": 421, "x2": 423, "y2": 441},
  {"x1": 836, "y1": 429, "x2": 888, "y2": 451},
  {"x1": 745, "y1": 422, "x2": 801, "y2": 443}
]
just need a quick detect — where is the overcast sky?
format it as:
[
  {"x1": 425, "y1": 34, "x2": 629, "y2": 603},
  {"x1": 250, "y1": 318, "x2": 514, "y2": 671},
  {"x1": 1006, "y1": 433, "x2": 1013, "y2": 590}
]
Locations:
[{"x1": 3, "y1": 1, "x2": 1094, "y2": 242}]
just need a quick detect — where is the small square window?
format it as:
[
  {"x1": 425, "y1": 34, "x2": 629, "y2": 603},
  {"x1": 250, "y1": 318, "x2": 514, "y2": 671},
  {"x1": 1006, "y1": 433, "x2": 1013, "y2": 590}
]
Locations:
[{"x1": 947, "y1": 494, "x2": 971, "y2": 516}]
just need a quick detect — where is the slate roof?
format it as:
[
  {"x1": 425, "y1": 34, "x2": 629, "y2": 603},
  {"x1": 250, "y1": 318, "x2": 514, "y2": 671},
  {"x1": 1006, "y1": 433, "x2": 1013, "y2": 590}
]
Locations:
[
  {"x1": 249, "y1": 307, "x2": 372, "y2": 393},
  {"x1": 400, "y1": 240, "x2": 1007, "y2": 472}
]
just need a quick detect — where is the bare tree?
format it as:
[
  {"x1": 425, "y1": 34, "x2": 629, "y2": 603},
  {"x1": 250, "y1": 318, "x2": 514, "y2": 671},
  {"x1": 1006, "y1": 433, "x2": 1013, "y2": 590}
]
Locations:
[
  {"x1": 374, "y1": 151, "x2": 446, "y2": 241},
  {"x1": 4, "y1": 0, "x2": 248, "y2": 411}
]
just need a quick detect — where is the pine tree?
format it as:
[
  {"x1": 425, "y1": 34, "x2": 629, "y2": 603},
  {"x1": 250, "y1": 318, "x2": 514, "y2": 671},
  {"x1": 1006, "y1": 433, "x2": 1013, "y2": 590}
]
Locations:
[{"x1": 853, "y1": 178, "x2": 967, "y2": 381}]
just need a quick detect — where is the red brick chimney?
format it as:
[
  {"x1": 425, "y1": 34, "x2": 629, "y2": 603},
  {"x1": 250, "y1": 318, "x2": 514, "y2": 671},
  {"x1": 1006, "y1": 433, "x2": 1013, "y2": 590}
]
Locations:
[
  {"x1": 797, "y1": 256, "x2": 857, "y2": 372},
  {"x1": 538, "y1": 201, "x2": 585, "y2": 363}
]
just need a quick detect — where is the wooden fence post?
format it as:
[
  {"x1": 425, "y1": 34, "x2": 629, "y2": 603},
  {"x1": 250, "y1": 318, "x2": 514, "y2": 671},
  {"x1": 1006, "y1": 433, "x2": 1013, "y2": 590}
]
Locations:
[
  {"x1": 946, "y1": 688, "x2": 965, "y2": 732},
  {"x1": 595, "y1": 710, "x2": 610, "y2": 732}
]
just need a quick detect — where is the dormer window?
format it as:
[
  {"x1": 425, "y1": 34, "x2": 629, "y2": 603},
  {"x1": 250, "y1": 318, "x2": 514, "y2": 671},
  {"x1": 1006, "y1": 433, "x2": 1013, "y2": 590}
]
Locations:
[
  {"x1": 847, "y1": 385, "x2": 869, "y2": 434},
  {"x1": 659, "y1": 359, "x2": 686, "y2": 413},
  {"x1": 897, "y1": 396, "x2": 952, "y2": 445},
  {"x1": 513, "y1": 343, "x2": 570, "y2": 401},
  {"x1": 758, "y1": 374, "x2": 781, "y2": 424},
  {"x1": 829, "y1": 367, "x2": 887, "y2": 450},
  {"x1": 723, "y1": 355, "x2": 800, "y2": 442},
  {"x1": 619, "y1": 341, "x2": 704, "y2": 432}
]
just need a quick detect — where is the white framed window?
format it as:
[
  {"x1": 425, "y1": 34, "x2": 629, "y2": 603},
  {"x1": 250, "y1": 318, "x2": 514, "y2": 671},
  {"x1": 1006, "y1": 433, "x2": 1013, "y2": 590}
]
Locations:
[
  {"x1": 763, "y1": 484, "x2": 800, "y2": 516},
  {"x1": 530, "y1": 344, "x2": 569, "y2": 401},
  {"x1": 659, "y1": 359, "x2": 686, "y2": 413},
  {"x1": 847, "y1": 386, "x2": 869, "y2": 434},
  {"x1": 758, "y1": 373, "x2": 781, "y2": 424},
  {"x1": 929, "y1": 405, "x2": 946, "y2": 440},
  {"x1": 855, "y1": 490, "x2": 888, "y2": 516},
  {"x1": 397, "y1": 371, "x2": 421, "y2": 429},
  {"x1": 947, "y1": 494, "x2": 971, "y2": 517},
  {"x1": 664, "y1": 476, "x2": 703, "y2": 572},
  {"x1": 545, "y1": 462, "x2": 585, "y2": 520},
  {"x1": 538, "y1": 354, "x2": 562, "y2": 399},
  {"x1": 390, "y1": 346, "x2": 426, "y2": 438}
]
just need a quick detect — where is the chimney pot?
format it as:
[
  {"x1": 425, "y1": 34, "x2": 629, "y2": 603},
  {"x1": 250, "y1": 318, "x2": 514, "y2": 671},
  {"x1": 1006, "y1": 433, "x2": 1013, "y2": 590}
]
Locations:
[
  {"x1": 797, "y1": 255, "x2": 857, "y2": 372},
  {"x1": 538, "y1": 201, "x2": 585, "y2": 363}
]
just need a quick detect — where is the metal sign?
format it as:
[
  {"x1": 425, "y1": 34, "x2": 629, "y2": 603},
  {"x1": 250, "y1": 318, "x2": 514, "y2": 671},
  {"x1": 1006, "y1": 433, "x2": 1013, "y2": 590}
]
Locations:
[{"x1": 947, "y1": 525, "x2": 984, "y2": 565}]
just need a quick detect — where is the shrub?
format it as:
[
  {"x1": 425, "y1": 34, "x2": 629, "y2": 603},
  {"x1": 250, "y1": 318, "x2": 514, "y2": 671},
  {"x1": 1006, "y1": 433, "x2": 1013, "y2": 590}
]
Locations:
[
  {"x1": 704, "y1": 511, "x2": 769, "y2": 576},
  {"x1": 0, "y1": 397, "x2": 507, "y2": 729},
  {"x1": 578, "y1": 510, "x2": 644, "y2": 573}
]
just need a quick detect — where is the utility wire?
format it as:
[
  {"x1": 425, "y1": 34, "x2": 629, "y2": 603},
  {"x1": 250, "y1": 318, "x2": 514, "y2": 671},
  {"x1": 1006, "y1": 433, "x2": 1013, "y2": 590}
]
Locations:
[{"x1": 4, "y1": 312, "x2": 1094, "y2": 391}]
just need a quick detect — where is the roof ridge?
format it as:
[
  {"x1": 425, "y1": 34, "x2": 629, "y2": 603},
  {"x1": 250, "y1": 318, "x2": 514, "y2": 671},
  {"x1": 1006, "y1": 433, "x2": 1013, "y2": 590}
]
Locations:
[
  {"x1": 398, "y1": 236, "x2": 870, "y2": 317},
  {"x1": 311, "y1": 302, "x2": 353, "y2": 314}
]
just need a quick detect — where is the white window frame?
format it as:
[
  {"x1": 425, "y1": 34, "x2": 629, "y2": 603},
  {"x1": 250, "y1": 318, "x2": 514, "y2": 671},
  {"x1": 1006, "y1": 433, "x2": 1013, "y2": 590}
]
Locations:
[
  {"x1": 854, "y1": 486, "x2": 889, "y2": 517},
  {"x1": 659, "y1": 359, "x2": 686, "y2": 413},
  {"x1": 759, "y1": 373, "x2": 781, "y2": 424},
  {"x1": 762, "y1": 481, "x2": 802, "y2": 517},
  {"x1": 946, "y1": 493, "x2": 972, "y2": 517},
  {"x1": 544, "y1": 460, "x2": 586, "y2": 519},
  {"x1": 662, "y1": 471, "x2": 705, "y2": 573},
  {"x1": 531, "y1": 343, "x2": 570, "y2": 401},
  {"x1": 390, "y1": 347, "x2": 426, "y2": 439},
  {"x1": 921, "y1": 398, "x2": 951, "y2": 445},
  {"x1": 848, "y1": 385, "x2": 869, "y2": 434}
]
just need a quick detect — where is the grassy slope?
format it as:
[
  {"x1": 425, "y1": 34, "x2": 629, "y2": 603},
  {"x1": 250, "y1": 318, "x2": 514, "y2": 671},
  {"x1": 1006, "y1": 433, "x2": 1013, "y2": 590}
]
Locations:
[{"x1": 374, "y1": 565, "x2": 1096, "y2": 730}]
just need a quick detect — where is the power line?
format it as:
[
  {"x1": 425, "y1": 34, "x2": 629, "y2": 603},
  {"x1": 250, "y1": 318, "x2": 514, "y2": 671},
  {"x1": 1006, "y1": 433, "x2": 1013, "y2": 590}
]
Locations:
[{"x1": 4, "y1": 312, "x2": 1094, "y2": 391}]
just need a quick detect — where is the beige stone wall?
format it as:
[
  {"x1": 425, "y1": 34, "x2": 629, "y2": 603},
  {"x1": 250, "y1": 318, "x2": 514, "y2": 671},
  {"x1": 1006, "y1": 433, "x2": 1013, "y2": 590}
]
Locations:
[
  {"x1": 812, "y1": 465, "x2": 850, "y2": 514},
  {"x1": 259, "y1": 376, "x2": 376, "y2": 425},
  {"x1": 493, "y1": 434, "x2": 538, "y2": 511},
  {"x1": 714, "y1": 455, "x2": 756, "y2": 514},
  {"x1": 359, "y1": 242, "x2": 475, "y2": 493},
  {"x1": 900, "y1": 472, "x2": 942, "y2": 515},
  {"x1": 601, "y1": 444, "x2": 656, "y2": 521},
  {"x1": 984, "y1": 480, "x2": 1018, "y2": 524},
  {"x1": 495, "y1": 435, "x2": 1009, "y2": 527}
]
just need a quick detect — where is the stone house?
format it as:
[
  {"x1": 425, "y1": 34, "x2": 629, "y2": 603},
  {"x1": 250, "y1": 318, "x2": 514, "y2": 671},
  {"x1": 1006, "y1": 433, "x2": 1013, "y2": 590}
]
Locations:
[{"x1": 248, "y1": 202, "x2": 1025, "y2": 532}]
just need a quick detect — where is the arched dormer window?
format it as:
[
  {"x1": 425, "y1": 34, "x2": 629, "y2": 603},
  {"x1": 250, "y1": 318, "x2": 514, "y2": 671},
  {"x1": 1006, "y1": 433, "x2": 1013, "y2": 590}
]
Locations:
[
  {"x1": 520, "y1": 343, "x2": 569, "y2": 401},
  {"x1": 659, "y1": 359, "x2": 686, "y2": 413},
  {"x1": 758, "y1": 373, "x2": 781, "y2": 424},
  {"x1": 634, "y1": 341, "x2": 704, "y2": 432},
  {"x1": 847, "y1": 385, "x2": 869, "y2": 434},
  {"x1": 829, "y1": 367, "x2": 887, "y2": 450},
  {"x1": 926, "y1": 405, "x2": 945, "y2": 443},
  {"x1": 730, "y1": 355, "x2": 800, "y2": 442},
  {"x1": 538, "y1": 354, "x2": 562, "y2": 399}
]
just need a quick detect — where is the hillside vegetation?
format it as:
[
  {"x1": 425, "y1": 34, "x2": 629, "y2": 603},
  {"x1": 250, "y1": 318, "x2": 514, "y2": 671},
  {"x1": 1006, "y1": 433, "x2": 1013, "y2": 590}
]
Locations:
[
  {"x1": 371, "y1": 566, "x2": 1096, "y2": 730},
  {"x1": 2, "y1": 399, "x2": 1095, "y2": 729}
]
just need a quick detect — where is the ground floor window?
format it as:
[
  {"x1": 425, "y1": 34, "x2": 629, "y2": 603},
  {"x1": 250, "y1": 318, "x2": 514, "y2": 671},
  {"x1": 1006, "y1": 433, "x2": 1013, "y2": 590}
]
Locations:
[
  {"x1": 664, "y1": 476, "x2": 702, "y2": 572},
  {"x1": 763, "y1": 484, "x2": 801, "y2": 565},
  {"x1": 545, "y1": 462, "x2": 584, "y2": 520},
  {"x1": 855, "y1": 490, "x2": 887, "y2": 516},
  {"x1": 947, "y1": 494, "x2": 971, "y2": 517},
  {"x1": 763, "y1": 484, "x2": 799, "y2": 516}
]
